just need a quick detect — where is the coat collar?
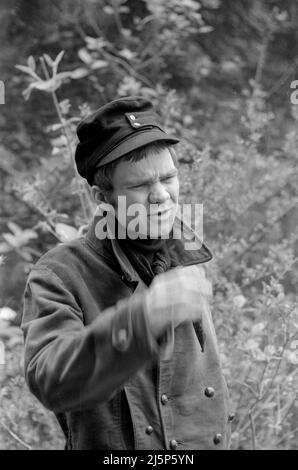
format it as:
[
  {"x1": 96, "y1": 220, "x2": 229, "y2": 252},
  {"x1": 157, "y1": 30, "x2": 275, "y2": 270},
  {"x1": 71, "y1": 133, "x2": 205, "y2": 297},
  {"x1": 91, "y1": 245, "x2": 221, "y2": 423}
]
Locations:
[{"x1": 85, "y1": 213, "x2": 213, "y2": 283}]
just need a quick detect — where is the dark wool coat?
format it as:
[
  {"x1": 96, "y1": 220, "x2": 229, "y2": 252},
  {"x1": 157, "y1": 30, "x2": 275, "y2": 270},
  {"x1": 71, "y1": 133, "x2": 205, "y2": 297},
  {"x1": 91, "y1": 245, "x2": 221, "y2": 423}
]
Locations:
[{"x1": 21, "y1": 215, "x2": 232, "y2": 450}]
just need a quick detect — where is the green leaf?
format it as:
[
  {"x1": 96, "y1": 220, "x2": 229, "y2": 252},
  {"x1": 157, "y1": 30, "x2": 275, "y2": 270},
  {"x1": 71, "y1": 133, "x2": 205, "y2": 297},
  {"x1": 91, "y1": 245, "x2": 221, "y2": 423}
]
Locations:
[
  {"x1": 7, "y1": 221, "x2": 23, "y2": 236},
  {"x1": 27, "y1": 55, "x2": 36, "y2": 71},
  {"x1": 2, "y1": 233, "x2": 19, "y2": 248},
  {"x1": 251, "y1": 322, "x2": 266, "y2": 335},
  {"x1": 103, "y1": 5, "x2": 114, "y2": 14},
  {"x1": 0, "y1": 307, "x2": 17, "y2": 322},
  {"x1": 90, "y1": 60, "x2": 108, "y2": 70},
  {"x1": 69, "y1": 68, "x2": 90, "y2": 79},
  {"x1": 78, "y1": 48, "x2": 93, "y2": 65},
  {"x1": 259, "y1": 402, "x2": 276, "y2": 410},
  {"x1": 15, "y1": 65, "x2": 40, "y2": 80},
  {"x1": 119, "y1": 6, "x2": 130, "y2": 13},
  {"x1": 55, "y1": 223, "x2": 78, "y2": 242},
  {"x1": 43, "y1": 54, "x2": 54, "y2": 67},
  {"x1": 54, "y1": 50, "x2": 65, "y2": 67},
  {"x1": 0, "y1": 242, "x2": 11, "y2": 253},
  {"x1": 198, "y1": 26, "x2": 214, "y2": 33},
  {"x1": 119, "y1": 48, "x2": 136, "y2": 61},
  {"x1": 15, "y1": 65, "x2": 32, "y2": 74}
]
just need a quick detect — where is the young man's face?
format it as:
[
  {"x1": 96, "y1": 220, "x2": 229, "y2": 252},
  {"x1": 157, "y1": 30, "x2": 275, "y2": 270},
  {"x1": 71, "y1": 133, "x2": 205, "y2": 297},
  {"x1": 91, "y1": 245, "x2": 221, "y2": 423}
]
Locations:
[{"x1": 107, "y1": 148, "x2": 180, "y2": 238}]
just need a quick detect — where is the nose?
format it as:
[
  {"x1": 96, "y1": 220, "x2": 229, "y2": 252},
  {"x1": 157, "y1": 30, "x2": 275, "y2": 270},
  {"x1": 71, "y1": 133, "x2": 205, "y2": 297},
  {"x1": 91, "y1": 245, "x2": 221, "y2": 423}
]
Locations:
[{"x1": 148, "y1": 181, "x2": 170, "y2": 204}]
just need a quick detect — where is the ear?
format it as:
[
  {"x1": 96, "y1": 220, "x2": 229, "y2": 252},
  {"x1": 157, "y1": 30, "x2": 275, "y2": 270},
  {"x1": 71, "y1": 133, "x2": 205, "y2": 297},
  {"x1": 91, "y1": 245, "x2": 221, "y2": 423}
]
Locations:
[{"x1": 91, "y1": 185, "x2": 107, "y2": 204}]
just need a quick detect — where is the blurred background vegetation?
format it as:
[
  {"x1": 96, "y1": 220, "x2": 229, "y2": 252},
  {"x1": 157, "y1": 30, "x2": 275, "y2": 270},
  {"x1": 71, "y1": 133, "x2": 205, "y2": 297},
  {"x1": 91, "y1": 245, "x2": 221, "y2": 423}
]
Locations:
[{"x1": 1, "y1": 0, "x2": 298, "y2": 450}]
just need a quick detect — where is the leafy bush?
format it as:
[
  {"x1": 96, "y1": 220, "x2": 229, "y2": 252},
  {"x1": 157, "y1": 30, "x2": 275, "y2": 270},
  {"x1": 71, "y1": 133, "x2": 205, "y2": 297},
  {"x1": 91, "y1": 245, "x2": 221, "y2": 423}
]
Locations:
[{"x1": 1, "y1": 0, "x2": 298, "y2": 450}]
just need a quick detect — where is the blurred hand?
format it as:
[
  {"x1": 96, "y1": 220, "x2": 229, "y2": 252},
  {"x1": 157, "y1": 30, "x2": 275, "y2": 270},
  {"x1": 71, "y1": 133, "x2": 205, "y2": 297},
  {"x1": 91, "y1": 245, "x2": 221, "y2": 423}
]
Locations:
[{"x1": 142, "y1": 265, "x2": 212, "y2": 339}]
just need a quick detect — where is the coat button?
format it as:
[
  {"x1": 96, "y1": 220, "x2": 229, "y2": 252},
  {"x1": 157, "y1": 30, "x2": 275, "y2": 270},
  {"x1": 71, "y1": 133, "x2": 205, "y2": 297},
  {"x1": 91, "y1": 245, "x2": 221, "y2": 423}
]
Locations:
[
  {"x1": 161, "y1": 394, "x2": 168, "y2": 405},
  {"x1": 204, "y1": 386, "x2": 215, "y2": 398},
  {"x1": 145, "y1": 426, "x2": 153, "y2": 435},
  {"x1": 170, "y1": 439, "x2": 178, "y2": 450},
  {"x1": 129, "y1": 114, "x2": 136, "y2": 120},
  {"x1": 213, "y1": 433, "x2": 222, "y2": 445},
  {"x1": 116, "y1": 329, "x2": 129, "y2": 351},
  {"x1": 228, "y1": 412, "x2": 236, "y2": 422}
]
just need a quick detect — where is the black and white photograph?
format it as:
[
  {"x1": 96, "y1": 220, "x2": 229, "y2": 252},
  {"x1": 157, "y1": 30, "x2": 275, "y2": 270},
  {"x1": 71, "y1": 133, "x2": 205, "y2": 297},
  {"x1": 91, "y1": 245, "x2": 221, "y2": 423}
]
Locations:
[{"x1": 0, "y1": 0, "x2": 298, "y2": 453}]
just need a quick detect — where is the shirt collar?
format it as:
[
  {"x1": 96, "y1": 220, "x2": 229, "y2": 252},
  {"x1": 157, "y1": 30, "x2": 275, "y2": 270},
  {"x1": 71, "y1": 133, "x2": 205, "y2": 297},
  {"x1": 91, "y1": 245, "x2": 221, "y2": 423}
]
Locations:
[{"x1": 85, "y1": 213, "x2": 213, "y2": 283}]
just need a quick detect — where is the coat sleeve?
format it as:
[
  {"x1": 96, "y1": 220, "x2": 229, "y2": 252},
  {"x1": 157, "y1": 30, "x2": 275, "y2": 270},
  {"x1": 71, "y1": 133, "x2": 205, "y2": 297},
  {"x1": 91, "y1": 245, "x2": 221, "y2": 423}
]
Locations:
[{"x1": 21, "y1": 266, "x2": 163, "y2": 413}]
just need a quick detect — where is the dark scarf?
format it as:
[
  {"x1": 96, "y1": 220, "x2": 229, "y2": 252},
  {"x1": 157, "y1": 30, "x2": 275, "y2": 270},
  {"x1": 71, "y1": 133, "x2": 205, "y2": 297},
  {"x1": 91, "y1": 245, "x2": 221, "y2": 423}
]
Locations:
[
  {"x1": 101, "y1": 218, "x2": 206, "y2": 351},
  {"x1": 116, "y1": 224, "x2": 206, "y2": 351},
  {"x1": 115, "y1": 219, "x2": 180, "y2": 286}
]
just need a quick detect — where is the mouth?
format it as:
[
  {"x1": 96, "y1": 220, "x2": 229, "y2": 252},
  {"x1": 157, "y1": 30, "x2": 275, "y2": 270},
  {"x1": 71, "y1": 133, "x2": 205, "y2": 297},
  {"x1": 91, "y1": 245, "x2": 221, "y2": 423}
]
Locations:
[{"x1": 149, "y1": 207, "x2": 172, "y2": 217}]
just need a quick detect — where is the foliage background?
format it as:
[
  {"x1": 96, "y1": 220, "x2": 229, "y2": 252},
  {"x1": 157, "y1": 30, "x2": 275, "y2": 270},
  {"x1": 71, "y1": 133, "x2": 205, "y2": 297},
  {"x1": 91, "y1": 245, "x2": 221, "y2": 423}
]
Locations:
[{"x1": 1, "y1": 0, "x2": 298, "y2": 450}]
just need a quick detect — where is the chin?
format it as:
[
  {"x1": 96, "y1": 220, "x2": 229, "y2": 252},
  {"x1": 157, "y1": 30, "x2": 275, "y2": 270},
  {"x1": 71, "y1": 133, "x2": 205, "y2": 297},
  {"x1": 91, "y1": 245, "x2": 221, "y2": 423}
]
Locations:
[{"x1": 148, "y1": 219, "x2": 174, "y2": 239}]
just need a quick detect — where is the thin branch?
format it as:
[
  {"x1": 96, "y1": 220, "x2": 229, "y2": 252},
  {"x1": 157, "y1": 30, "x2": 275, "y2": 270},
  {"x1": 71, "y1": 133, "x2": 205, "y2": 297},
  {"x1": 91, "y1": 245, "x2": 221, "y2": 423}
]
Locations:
[
  {"x1": 253, "y1": 33, "x2": 272, "y2": 93},
  {"x1": 39, "y1": 56, "x2": 90, "y2": 222},
  {"x1": 101, "y1": 48, "x2": 155, "y2": 88},
  {"x1": 267, "y1": 62, "x2": 298, "y2": 99},
  {"x1": 110, "y1": 0, "x2": 124, "y2": 35},
  {"x1": 233, "y1": 364, "x2": 252, "y2": 412},
  {"x1": 224, "y1": 196, "x2": 298, "y2": 274},
  {"x1": 275, "y1": 426, "x2": 298, "y2": 447},
  {"x1": 232, "y1": 379, "x2": 259, "y2": 399},
  {"x1": 1, "y1": 168, "x2": 61, "y2": 239},
  {"x1": 85, "y1": 9, "x2": 102, "y2": 37},
  {"x1": 279, "y1": 393, "x2": 298, "y2": 425},
  {"x1": 261, "y1": 340, "x2": 291, "y2": 401},
  {"x1": 0, "y1": 420, "x2": 32, "y2": 450},
  {"x1": 234, "y1": 360, "x2": 270, "y2": 434},
  {"x1": 249, "y1": 411, "x2": 257, "y2": 450}
]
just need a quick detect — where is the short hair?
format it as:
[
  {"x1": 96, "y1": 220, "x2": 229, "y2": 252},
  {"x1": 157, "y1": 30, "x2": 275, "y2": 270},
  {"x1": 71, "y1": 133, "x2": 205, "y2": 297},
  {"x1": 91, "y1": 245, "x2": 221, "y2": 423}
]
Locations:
[{"x1": 92, "y1": 141, "x2": 178, "y2": 197}]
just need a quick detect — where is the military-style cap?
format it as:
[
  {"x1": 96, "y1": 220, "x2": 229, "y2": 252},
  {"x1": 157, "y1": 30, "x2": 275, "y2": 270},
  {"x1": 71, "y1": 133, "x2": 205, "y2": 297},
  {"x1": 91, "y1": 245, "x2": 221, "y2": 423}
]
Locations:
[{"x1": 74, "y1": 96, "x2": 180, "y2": 185}]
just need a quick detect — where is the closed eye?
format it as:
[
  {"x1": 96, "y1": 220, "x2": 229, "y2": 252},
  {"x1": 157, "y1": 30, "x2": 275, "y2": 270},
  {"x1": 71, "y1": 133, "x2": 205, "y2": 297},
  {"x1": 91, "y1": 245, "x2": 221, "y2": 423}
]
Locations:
[
  {"x1": 129, "y1": 183, "x2": 147, "y2": 189},
  {"x1": 161, "y1": 175, "x2": 175, "y2": 181},
  {"x1": 128, "y1": 173, "x2": 177, "y2": 189}
]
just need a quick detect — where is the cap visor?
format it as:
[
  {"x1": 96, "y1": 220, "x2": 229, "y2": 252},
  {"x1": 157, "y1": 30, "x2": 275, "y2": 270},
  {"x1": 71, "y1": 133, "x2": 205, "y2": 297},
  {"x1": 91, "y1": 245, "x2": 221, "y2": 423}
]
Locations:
[{"x1": 96, "y1": 129, "x2": 180, "y2": 168}]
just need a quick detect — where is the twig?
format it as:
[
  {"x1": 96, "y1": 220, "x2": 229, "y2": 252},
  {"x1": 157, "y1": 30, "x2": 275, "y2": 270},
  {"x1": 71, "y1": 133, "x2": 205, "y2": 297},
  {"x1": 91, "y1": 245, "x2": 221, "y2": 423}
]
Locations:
[
  {"x1": 249, "y1": 410, "x2": 257, "y2": 450},
  {"x1": 110, "y1": 0, "x2": 124, "y2": 36},
  {"x1": 0, "y1": 419, "x2": 32, "y2": 450},
  {"x1": 254, "y1": 33, "x2": 271, "y2": 93},
  {"x1": 232, "y1": 379, "x2": 259, "y2": 399},
  {"x1": 233, "y1": 364, "x2": 252, "y2": 412},
  {"x1": 1, "y1": 168, "x2": 62, "y2": 240},
  {"x1": 261, "y1": 337, "x2": 293, "y2": 402},
  {"x1": 39, "y1": 57, "x2": 91, "y2": 222},
  {"x1": 101, "y1": 47, "x2": 155, "y2": 88},
  {"x1": 275, "y1": 426, "x2": 298, "y2": 446},
  {"x1": 236, "y1": 403, "x2": 266, "y2": 436},
  {"x1": 75, "y1": 18, "x2": 154, "y2": 89},
  {"x1": 85, "y1": 9, "x2": 102, "y2": 37},
  {"x1": 235, "y1": 360, "x2": 271, "y2": 436},
  {"x1": 223, "y1": 196, "x2": 298, "y2": 274},
  {"x1": 267, "y1": 62, "x2": 297, "y2": 98},
  {"x1": 279, "y1": 393, "x2": 297, "y2": 426}
]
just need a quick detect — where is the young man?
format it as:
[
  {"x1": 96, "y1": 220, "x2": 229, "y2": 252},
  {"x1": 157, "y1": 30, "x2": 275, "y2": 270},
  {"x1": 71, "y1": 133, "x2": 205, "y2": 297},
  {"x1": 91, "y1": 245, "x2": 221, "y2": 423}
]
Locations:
[{"x1": 21, "y1": 96, "x2": 232, "y2": 450}]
